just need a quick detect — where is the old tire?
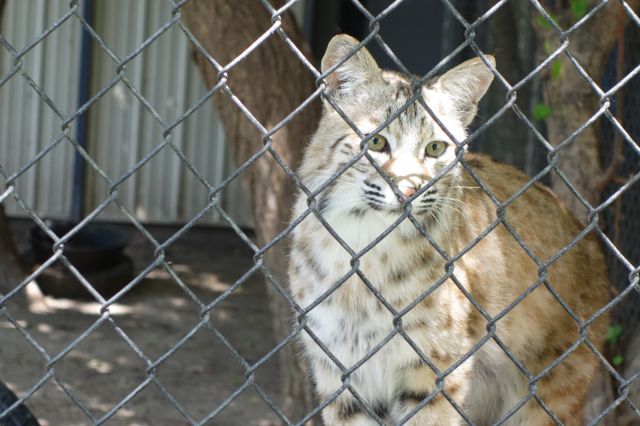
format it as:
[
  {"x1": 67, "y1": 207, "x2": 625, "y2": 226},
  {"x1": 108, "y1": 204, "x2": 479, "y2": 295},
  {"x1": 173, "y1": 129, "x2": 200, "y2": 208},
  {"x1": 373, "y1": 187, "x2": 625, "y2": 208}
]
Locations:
[{"x1": 0, "y1": 381, "x2": 39, "y2": 426}]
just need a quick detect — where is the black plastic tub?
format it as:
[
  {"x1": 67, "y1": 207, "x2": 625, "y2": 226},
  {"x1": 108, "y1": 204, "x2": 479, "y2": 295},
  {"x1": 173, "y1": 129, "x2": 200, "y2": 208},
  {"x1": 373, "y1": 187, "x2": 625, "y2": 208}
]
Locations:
[
  {"x1": 30, "y1": 222, "x2": 134, "y2": 299},
  {"x1": 31, "y1": 222, "x2": 129, "y2": 270}
]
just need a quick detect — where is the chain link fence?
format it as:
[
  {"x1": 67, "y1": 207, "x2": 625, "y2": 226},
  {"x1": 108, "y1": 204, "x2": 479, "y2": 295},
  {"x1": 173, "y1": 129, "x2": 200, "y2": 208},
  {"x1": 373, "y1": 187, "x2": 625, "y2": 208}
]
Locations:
[
  {"x1": 602, "y1": 21, "x2": 640, "y2": 349},
  {"x1": 1, "y1": 0, "x2": 639, "y2": 425}
]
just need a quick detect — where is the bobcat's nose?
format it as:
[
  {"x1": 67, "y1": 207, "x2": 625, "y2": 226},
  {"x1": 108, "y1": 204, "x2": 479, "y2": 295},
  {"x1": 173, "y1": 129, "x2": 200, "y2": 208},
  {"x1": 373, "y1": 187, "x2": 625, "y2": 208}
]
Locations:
[
  {"x1": 401, "y1": 186, "x2": 417, "y2": 197},
  {"x1": 397, "y1": 184, "x2": 418, "y2": 202}
]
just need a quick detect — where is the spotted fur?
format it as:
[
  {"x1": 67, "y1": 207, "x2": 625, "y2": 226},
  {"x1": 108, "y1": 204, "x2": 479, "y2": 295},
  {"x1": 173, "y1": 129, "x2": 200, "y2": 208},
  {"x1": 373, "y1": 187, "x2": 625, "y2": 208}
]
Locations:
[{"x1": 289, "y1": 35, "x2": 608, "y2": 425}]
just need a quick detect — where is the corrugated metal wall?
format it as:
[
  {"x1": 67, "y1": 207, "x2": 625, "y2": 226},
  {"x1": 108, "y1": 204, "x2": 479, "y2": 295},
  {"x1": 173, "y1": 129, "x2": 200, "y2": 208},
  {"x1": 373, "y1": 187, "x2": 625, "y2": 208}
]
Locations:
[
  {"x1": 0, "y1": 0, "x2": 252, "y2": 227},
  {"x1": 0, "y1": 0, "x2": 80, "y2": 220}
]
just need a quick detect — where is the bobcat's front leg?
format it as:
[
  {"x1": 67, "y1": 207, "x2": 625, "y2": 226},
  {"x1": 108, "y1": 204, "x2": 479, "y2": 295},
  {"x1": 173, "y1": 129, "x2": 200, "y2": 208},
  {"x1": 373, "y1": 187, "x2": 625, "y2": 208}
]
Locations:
[
  {"x1": 313, "y1": 361, "x2": 387, "y2": 425},
  {"x1": 320, "y1": 394, "x2": 386, "y2": 426},
  {"x1": 396, "y1": 393, "x2": 467, "y2": 426},
  {"x1": 392, "y1": 363, "x2": 470, "y2": 426}
]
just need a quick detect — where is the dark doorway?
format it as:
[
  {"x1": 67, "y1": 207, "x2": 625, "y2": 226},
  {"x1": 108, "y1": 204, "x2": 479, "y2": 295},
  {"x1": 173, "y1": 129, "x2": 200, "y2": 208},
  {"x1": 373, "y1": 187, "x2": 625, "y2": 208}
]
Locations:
[{"x1": 308, "y1": 0, "x2": 445, "y2": 75}]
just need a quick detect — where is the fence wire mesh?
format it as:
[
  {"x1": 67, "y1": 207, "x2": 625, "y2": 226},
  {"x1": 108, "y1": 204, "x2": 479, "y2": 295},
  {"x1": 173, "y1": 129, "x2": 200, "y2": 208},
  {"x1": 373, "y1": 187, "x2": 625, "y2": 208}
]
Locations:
[
  {"x1": 602, "y1": 21, "x2": 640, "y2": 348},
  {"x1": 0, "y1": 0, "x2": 639, "y2": 425}
]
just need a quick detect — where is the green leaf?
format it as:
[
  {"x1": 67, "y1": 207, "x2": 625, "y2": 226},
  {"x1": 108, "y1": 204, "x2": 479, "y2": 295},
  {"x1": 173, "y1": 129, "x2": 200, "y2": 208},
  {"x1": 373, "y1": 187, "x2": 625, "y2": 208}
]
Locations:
[
  {"x1": 532, "y1": 104, "x2": 552, "y2": 121},
  {"x1": 571, "y1": 0, "x2": 589, "y2": 19},
  {"x1": 551, "y1": 60, "x2": 562, "y2": 80},
  {"x1": 536, "y1": 13, "x2": 559, "y2": 29},
  {"x1": 607, "y1": 324, "x2": 623, "y2": 343},
  {"x1": 536, "y1": 15, "x2": 553, "y2": 29},
  {"x1": 613, "y1": 355, "x2": 624, "y2": 366},
  {"x1": 544, "y1": 41, "x2": 553, "y2": 54}
]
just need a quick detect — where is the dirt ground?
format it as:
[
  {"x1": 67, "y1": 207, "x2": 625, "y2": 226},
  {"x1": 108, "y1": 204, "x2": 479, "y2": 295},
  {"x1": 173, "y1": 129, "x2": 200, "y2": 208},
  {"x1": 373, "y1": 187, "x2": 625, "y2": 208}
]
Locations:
[{"x1": 1, "y1": 221, "x2": 285, "y2": 426}]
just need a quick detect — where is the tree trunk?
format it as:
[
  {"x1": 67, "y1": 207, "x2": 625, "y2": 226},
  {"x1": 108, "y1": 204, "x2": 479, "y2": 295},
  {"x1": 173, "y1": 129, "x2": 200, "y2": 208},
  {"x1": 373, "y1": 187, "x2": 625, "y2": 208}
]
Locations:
[
  {"x1": 179, "y1": 1, "x2": 320, "y2": 422},
  {"x1": 533, "y1": 1, "x2": 638, "y2": 222},
  {"x1": 620, "y1": 318, "x2": 640, "y2": 425},
  {"x1": 481, "y1": 0, "x2": 546, "y2": 177},
  {"x1": 533, "y1": 2, "x2": 639, "y2": 424},
  {"x1": 0, "y1": 0, "x2": 26, "y2": 307},
  {"x1": 0, "y1": 204, "x2": 26, "y2": 305}
]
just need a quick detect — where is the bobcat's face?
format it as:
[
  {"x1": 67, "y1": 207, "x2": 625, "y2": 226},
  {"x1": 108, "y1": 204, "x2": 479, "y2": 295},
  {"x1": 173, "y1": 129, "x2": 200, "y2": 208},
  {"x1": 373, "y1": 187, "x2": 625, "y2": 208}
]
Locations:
[
  {"x1": 338, "y1": 75, "x2": 462, "y2": 218},
  {"x1": 298, "y1": 37, "x2": 494, "y2": 224}
]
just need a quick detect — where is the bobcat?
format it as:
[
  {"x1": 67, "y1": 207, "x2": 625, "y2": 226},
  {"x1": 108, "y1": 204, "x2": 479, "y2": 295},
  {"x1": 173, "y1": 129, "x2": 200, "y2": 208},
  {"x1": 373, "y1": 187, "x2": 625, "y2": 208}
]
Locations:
[{"x1": 288, "y1": 35, "x2": 609, "y2": 425}]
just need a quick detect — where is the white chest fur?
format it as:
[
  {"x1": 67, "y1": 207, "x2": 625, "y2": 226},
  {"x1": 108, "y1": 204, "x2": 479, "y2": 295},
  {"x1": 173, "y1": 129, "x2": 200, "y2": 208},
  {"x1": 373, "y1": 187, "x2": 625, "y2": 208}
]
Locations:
[{"x1": 292, "y1": 209, "x2": 464, "y2": 402}]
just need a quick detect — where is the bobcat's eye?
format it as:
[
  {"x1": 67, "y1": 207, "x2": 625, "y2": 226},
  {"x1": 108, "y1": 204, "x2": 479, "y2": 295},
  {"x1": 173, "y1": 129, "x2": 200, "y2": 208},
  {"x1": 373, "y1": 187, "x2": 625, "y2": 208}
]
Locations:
[
  {"x1": 425, "y1": 140, "x2": 447, "y2": 158},
  {"x1": 368, "y1": 134, "x2": 388, "y2": 152}
]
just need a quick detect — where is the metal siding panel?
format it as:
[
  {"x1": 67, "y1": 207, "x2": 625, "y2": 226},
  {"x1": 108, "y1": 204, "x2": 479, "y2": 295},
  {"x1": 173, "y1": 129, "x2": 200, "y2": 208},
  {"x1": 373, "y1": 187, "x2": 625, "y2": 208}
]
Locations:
[
  {"x1": 85, "y1": 0, "x2": 105, "y2": 219},
  {"x1": 85, "y1": 2, "x2": 132, "y2": 220},
  {"x1": 6, "y1": 0, "x2": 22, "y2": 214},
  {"x1": 1, "y1": 0, "x2": 105, "y2": 221},
  {"x1": 182, "y1": 65, "x2": 220, "y2": 224},
  {"x1": 85, "y1": 0, "x2": 111, "y2": 219},
  {"x1": 156, "y1": 14, "x2": 173, "y2": 221},
  {"x1": 125, "y1": 0, "x2": 148, "y2": 218},
  {"x1": 137, "y1": 0, "x2": 163, "y2": 223},
  {"x1": 86, "y1": 0, "x2": 146, "y2": 222},
  {"x1": 0, "y1": 4, "x2": 12, "y2": 188},
  {"x1": 58, "y1": 0, "x2": 81, "y2": 219},
  {"x1": 188, "y1": 72, "x2": 230, "y2": 226},
  {"x1": 1, "y1": 0, "x2": 251, "y2": 227},
  {"x1": 84, "y1": 0, "x2": 110, "y2": 220},
  {"x1": 1, "y1": 1, "x2": 22, "y2": 209},
  {"x1": 1, "y1": 0, "x2": 49, "y2": 217},
  {"x1": 116, "y1": 0, "x2": 144, "y2": 219},
  {"x1": 84, "y1": 0, "x2": 256, "y2": 226},
  {"x1": 156, "y1": 6, "x2": 178, "y2": 222},
  {"x1": 120, "y1": 0, "x2": 147, "y2": 219},
  {"x1": 22, "y1": 0, "x2": 46, "y2": 212},
  {"x1": 36, "y1": 0, "x2": 59, "y2": 217},
  {"x1": 173, "y1": 26, "x2": 190, "y2": 222},
  {"x1": 169, "y1": 22, "x2": 189, "y2": 221},
  {"x1": 36, "y1": 0, "x2": 80, "y2": 219}
]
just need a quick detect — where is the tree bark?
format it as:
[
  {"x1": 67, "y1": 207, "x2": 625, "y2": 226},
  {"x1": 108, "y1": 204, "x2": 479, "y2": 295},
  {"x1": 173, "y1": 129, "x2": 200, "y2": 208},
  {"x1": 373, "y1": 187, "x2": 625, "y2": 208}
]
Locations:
[
  {"x1": 0, "y1": 0, "x2": 27, "y2": 306},
  {"x1": 0, "y1": 205, "x2": 26, "y2": 305},
  {"x1": 481, "y1": 0, "x2": 546, "y2": 177},
  {"x1": 533, "y1": 0, "x2": 639, "y2": 222},
  {"x1": 620, "y1": 319, "x2": 640, "y2": 425},
  {"x1": 533, "y1": 2, "x2": 639, "y2": 424},
  {"x1": 180, "y1": 1, "x2": 320, "y2": 422}
]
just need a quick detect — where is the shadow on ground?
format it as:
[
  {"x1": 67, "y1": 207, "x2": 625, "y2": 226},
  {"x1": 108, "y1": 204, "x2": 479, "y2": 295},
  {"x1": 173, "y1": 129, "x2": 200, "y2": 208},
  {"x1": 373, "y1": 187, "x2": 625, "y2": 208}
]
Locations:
[{"x1": 1, "y1": 221, "x2": 282, "y2": 426}]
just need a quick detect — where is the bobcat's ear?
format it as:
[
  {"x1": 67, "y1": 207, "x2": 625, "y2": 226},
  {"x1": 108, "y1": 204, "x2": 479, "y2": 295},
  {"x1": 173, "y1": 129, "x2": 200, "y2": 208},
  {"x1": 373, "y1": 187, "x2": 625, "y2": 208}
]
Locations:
[
  {"x1": 321, "y1": 34, "x2": 380, "y2": 97},
  {"x1": 436, "y1": 55, "x2": 495, "y2": 127}
]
